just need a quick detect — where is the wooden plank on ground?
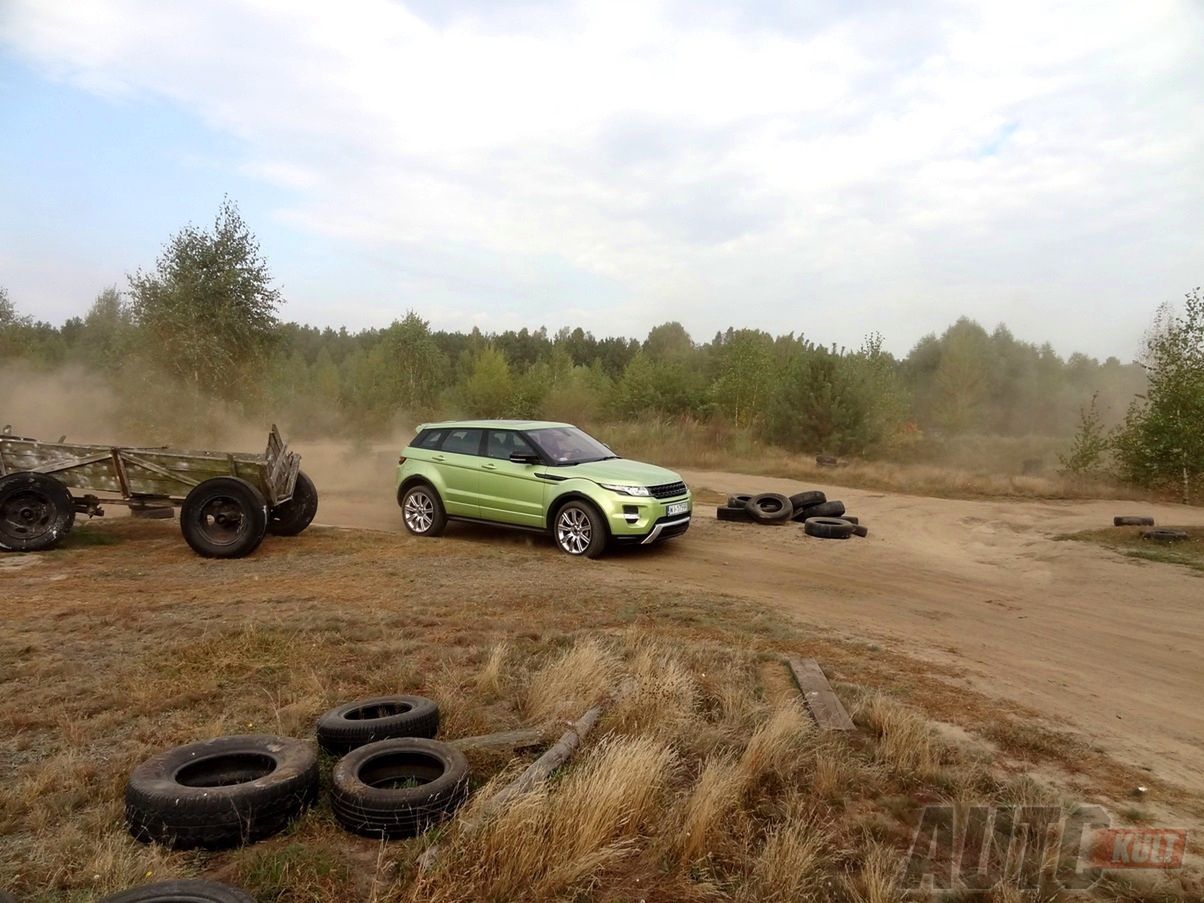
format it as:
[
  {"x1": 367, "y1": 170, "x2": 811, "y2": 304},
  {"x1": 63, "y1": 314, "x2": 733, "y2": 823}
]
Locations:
[
  {"x1": 449, "y1": 727, "x2": 546, "y2": 752},
  {"x1": 786, "y1": 657, "x2": 855, "y2": 731}
]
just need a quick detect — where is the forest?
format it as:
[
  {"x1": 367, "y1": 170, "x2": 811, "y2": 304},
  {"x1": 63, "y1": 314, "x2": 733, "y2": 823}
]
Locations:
[{"x1": 1, "y1": 201, "x2": 1199, "y2": 499}]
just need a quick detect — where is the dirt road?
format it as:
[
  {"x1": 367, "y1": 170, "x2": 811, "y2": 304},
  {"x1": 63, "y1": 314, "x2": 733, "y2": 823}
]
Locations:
[{"x1": 312, "y1": 462, "x2": 1204, "y2": 795}]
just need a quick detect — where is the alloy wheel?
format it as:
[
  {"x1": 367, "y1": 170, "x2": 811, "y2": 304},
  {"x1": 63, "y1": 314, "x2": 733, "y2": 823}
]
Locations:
[
  {"x1": 404, "y1": 491, "x2": 434, "y2": 533},
  {"x1": 556, "y1": 506, "x2": 592, "y2": 555}
]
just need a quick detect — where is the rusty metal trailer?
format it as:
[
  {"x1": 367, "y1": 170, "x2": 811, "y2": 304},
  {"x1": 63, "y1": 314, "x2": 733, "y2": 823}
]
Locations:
[{"x1": 0, "y1": 425, "x2": 317, "y2": 558}]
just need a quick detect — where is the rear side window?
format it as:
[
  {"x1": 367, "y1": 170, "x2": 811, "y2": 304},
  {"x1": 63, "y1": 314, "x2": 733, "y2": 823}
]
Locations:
[
  {"x1": 441, "y1": 429, "x2": 483, "y2": 456},
  {"x1": 413, "y1": 429, "x2": 445, "y2": 450}
]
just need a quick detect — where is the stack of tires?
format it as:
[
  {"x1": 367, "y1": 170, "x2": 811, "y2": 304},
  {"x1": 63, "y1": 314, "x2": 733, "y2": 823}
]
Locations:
[
  {"x1": 717, "y1": 489, "x2": 868, "y2": 540},
  {"x1": 122, "y1": 695, "x2": 468, "y2": 866}
]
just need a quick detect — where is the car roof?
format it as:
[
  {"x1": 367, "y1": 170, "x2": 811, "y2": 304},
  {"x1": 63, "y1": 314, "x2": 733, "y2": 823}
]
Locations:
[{"x1": 415, "y1": 419, "x2": 574, "y2": 432}]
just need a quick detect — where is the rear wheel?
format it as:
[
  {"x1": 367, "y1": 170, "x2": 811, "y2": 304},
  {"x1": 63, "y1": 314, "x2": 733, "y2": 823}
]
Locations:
[
  {"x1": 0, "y1": 472, "x2": 75, "y2": 552},
  {"x1": 269, "y1": 471, "x2": 318, "y2": 536},
  {"x1": 401, "y1": 484, "x2": 447, "y2": 537},
  {"x1": 180, "y1": 477, "x2": 269, "y2": 559},
  {"x1": 553, "y1": 500, "x2": 607, "y2": 558}
]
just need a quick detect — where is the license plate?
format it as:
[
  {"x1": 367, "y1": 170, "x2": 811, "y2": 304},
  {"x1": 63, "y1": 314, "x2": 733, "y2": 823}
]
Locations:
[{"x1": 666, "y1": 502, "x2": 689, "y2": 517}]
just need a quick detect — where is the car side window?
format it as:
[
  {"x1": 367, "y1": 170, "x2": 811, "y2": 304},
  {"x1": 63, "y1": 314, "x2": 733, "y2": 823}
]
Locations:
[
  {"x1": 414, "y1": 429, "x2": 445, "y2": 450},
  {"x1": 486, "y1": 430, "x2": 536, "y2": 460},
  {"x1": 441, "y1": 429, "x2": 483, "y2": 456}
]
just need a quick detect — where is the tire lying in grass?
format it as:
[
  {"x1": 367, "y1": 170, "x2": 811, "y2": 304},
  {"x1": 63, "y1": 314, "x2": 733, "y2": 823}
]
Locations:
[
  {"x1": 125, "y1": 735, "x2": 318, "y2": 850},
  {"x1": 804, "y1": 517, "x2": 856, "y2": 539},
  {"x1": 1114, "y1": 515, "x2": 1155, "y2": 527},
  {"x1": 745, "y1": 493, "x2": 793, "y2": 524},
  {"x1": 794, "y1": 499, "x2": 845, "y2": 521},
  {"x1": 716, "y1": 505, "x2": 753, "y2": 522},
  {"x1": 1141, "y1": 529, "x2": 1189, "y2": 543},
  {"x1": 269, "y1": 470, "x2": 319, "y2": 536},
  {"x1": 99, "y1": 880, "x2": 255, "y2": 903},
  {"x1": 816, "y1": 454, "x2": 839, "y2": 467},
  {"x1": 317, "y1": 695, "x2": 440, "y2": 755},
  {"x1": 726, "y1": 493, "x2": 754, "y2": 508},
  {"x1": 331, "y1": 737, "x2": 469, "y2": 838},
  {"x1": 0, "y1": 471, "x2": 75, "y2": 552},
  {"x1": 789, "y1": 490, "x2": 826, "y2": 513}
]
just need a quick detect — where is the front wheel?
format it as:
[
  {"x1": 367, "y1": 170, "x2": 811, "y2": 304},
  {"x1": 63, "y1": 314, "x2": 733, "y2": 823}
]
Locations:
[
  {"x1": 553, "y1": 500, "x2": 607, "y2": 558},
  {"x1": 180, "y1": 477, "x2": 269, "y2": 558},
  {"x1": 401, "y1": 484, "x2": 447, "y2": 537}
]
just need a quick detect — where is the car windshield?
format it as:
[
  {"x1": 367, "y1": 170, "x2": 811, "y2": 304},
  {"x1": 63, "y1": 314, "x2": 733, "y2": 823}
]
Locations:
[{"x1": 527, "y1": 427, "x2": 616, "y2": 465}]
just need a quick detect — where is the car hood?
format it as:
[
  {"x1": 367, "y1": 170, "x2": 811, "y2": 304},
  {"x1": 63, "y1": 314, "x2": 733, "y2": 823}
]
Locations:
[{"x1": 548, "y1": 457, "x2": 683, "y2": 487}]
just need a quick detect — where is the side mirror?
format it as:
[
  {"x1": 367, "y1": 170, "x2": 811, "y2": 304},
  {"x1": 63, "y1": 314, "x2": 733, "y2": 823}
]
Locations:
[{"x1": 509, "y1": 452, "x2": 540, "y2": 465}]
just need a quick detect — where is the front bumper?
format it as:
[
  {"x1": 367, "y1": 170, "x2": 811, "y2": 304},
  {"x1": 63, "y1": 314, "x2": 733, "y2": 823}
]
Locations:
[{"x1": 606, "y1": 492, "x2": 692, "y2": 544}]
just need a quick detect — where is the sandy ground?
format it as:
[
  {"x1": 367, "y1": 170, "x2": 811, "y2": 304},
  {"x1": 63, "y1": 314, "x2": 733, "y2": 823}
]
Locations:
[{"x1": 311, "y1": 463, "x2": 1204, "y2": 797}]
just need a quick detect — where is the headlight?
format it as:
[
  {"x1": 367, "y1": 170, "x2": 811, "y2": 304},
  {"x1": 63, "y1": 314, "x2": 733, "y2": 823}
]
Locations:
[{"x1": 599, "y1": 482, "x2": 651, "y2": 497}]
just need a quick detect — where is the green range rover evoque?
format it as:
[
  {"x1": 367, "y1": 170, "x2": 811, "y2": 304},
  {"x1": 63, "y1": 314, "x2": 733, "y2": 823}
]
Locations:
[{"x1": 395, "y1": 420, "x2": 692, "y2": 557}]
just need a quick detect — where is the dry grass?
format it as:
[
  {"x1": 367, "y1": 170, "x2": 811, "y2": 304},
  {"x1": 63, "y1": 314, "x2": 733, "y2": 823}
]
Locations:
[
  {"x1": 1, "y1": 519, "x2": 1196, "y2": 901},
  {"x1": 1057, "y1": 526, "x2": 1204, "y2": 573}
]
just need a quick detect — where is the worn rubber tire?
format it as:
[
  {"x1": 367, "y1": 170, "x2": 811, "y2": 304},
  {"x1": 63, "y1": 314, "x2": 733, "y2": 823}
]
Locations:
[
  {"x1": 400, "y1": 482, "x2": 448, "y2": 537},
  {"x1": 815, "y1": 454, "x2": 839, "y2": 467},
  {"x1": 745, "y1": 493, "x2": 793, "y2": 524},
  {"x1": 804, "y1": 517, "x2": 855, "y2": 539},
  {"x1": 795, "y1": 499, "x2": 845, "y2": 521},
  {"x1": 0, "y1": 471, "x2": 75, "y2": 552},
  {"x1": 789, "y1": 491, "x2": 826, "y2": 513},
  {"x1": 99, "y1": 879, "x2": 255, "y2": 902},
  {"x1": 1142, "y1": 529, "x2": 1188, "y2": 543},
  {"x1": 552, "y1": 499, "x2": 607, "y2": 558},
  {"x1": 851, "y1": 523, "x2": 869, "y2": 537},
  {"x1": 330, "y1": 738, "x2": 469, "y2": 838},
  {"x1": 727, "y1": 493, "x2": 754, "y2": 508},
  {"x1": 1114, "y1": 515, "x2": 1155, "y2": 527},
  {"x1": 125, "y1": 734, "x2": 318, "y2": 850},
  {"x1": 317, "y1": 696, "x2": 440, "y2": 755},
  {"x1": 716, "y1": 505, "x2": 753, "y2": 522},
  {"x1": 269, "y1": 471, "x2": 318, "y2": 536},
  {"x1": 179, "y1": 478, "x2": 269, "y2": 559}
]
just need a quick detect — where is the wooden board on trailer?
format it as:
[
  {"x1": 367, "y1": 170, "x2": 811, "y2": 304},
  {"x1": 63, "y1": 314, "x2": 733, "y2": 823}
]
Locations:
[{"x1": 786, "y1": 656, "x2": 855, "y2": 731}]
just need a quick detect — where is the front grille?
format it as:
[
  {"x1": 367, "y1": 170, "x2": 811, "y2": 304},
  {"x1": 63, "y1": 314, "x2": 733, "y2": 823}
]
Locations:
[{"x1": 648, "y1": 481, "x2": 687, "y2": 499}]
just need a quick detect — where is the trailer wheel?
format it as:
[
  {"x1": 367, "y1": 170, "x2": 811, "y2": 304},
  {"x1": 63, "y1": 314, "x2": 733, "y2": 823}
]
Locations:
[
  {"x1": 181, "y1": 477, "x2": 269, "y2": 559},
  {"x1": 269, "y1": 471, "x2": 318, "y2": 536},
  {"x1": 0, "y1": 472, "x2": 75, "y2": 552}
]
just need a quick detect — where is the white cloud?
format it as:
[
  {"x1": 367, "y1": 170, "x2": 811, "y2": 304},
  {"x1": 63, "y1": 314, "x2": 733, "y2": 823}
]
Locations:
[{"x1": 2, "y1": 0, "x2": 1203, "y2": 357}]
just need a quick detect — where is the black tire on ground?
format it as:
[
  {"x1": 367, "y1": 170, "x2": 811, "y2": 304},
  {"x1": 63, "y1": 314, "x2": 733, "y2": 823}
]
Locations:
[
  {"x1": 815, "y1": 454, "x2": 839, "y2": 467},
  {"x1": 716, "y1": 505, "x2": 754, "y2": 522},
  {"x1": 400, "y1": 483, "x2": 448, "y2": 537},
  {"x1": 0, "y1": 471, "x2": 75, "y2": 552},
  {"x1": 745, "y1": 493, "x2": 793, "y2": 524},
  {"x1": 317, "y1": 696, "x2": 440, "y2": 755},
  {"x1": 794, "y1": 499, "x2": 846, "y2": 521},
  {"x1": 1142, "y1": 529, "x2": 1188, "y2": 543},
  {"x1": 804, "y1": 517, "x2": 856, "y2": 539},
  {"x1": 840, "y1": 515, "x2": 859, "y2": 524},
  {"x1": 1114, "y1": 515, "x2": 1155, "y2": 527},
  {"x1": 552, "y1": 499, "x2": 607, "y2": 558},
  {"x1": 269, "y1": 471, "x2": 319, "y2": 536},
  {"x1": 851, "y1": 523, "x2": 869, "y2": 537},
  {"x1": 99, "y1": 880, "x2": 255, "y2": 903},
  {"x1": 125, "y1": 734, "x2": 318, "y2": 850},
  {"x1": 179, "y1": 477, "x2": 269, "y2": 559},
  {"x1": 789, "y1": 490, "x2": 826, "y2": 513},
  {"x1": 727, "y1": 493, "x2": 754, "y2": 508},
  {"x1": 330, "y1": 737, "x2": 469, "y2": 838}
]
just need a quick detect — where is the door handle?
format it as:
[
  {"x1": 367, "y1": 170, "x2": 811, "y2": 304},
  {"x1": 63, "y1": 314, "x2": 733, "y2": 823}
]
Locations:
[
  {"x1": 433, "y1": 455, "x2": 445, "y2": 462},
  {"x1": 481, "y1": 463, "x2": 497, "y2": 469}
]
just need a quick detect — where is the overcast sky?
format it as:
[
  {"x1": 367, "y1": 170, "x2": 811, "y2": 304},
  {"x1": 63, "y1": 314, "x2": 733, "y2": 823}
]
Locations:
[{"x1": 1, "y1": 0, "x2": 1202, "y2": 360}]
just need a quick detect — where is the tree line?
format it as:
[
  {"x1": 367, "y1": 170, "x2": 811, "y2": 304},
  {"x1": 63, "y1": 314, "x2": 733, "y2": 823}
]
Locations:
[{"x1": 2, "y1": 200, "x2": 1199, "y2": 499}]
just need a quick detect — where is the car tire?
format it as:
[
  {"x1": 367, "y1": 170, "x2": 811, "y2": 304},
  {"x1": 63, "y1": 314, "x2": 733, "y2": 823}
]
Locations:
[
  {"x1": 330, "y1": 738, "x2": 469, "y2": 838},
  {"x1": 794, "y1": 499, "x2": 845, "y2": 521},
  {"x1": 727, "y1": 493, "x2": 754, "y2": 508},
  {"x1": 1114, "y1": 515, "x2": 1155, "y2": 527},
  {"x1": 552, "y1": 500, "x2": 607, "y2": 558},
  {"x1": 125, "y1": 735, "x2": 318, "y2": 850},
  {"x1": 317, "y1": 696, "x2": 440, "y2": 755},
  {"x1": 0, "y1": 471, "x2": 75, "y2": 552},
  {"x1": 851, "y1": 523, "x2": 869, "y2": 537},
  {"x1": 179, "y1": 477, "x2": 269, "y2": 559},
  {"x1": 716, "y1": 505, "x2": 753, "y2": 522},
  {"x1": 789, "y1": 491, "x2": 826, "y2": 513},
  {"x1": 1142, "y1": 529, "x2": 1188, "y2": 543},
  {"x1": 841, "y1": 515, "x2": 859, "y2": 524},
  {"x1": 269, "y1": 471, "x2": 319, "y2": 536},
  {"x1": 98, "y1": 880, "x2": 255, "y2": 902},
  {"x1": 745, "y1": 493, "x2": 793, "y2": 524},
  {"x1": 815, "y1": 454, "x2": 839, "y2": 468},
  {"x1": 804, "y1": 517, "x2": 856, "y2": 539},
  {"x1": 401, "y1": 483, "x2": 447, "y2": 537}
]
